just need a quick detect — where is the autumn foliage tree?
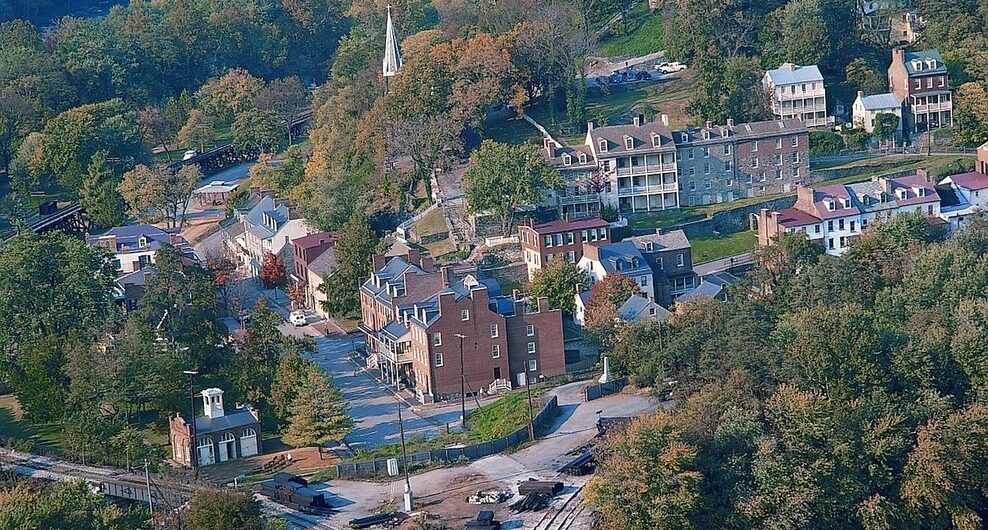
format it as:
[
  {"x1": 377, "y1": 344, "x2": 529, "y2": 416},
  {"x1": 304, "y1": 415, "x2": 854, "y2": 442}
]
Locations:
[
  {"x1": 259, "y1": 252, "x2": 286, "y2": 288},
  {"x1": 584, "y1": 274, "x2": 640, "y2": 348}
]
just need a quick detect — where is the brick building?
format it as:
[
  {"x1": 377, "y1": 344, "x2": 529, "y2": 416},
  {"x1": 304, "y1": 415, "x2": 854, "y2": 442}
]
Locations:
[
  {"x1": 888, "y1": 48, "x2": 952, "y2": 133},
  {"x1": 673, "y1": 119, "x2": 809, "y2": 206},
  {"x1": 169, "y1": 388, "x2": 260, "y2": 468},
  {"x1": 290, "y1": 232, "x2": 334, "y2": 315},
  {"x1": 519, "y1": 217, "x2": 610, "y2": 280},
  {"x1": 360, "y1": 252, "x2": 566, "y2": 402},
  {"x1": 626, "y1": 229, "x2": 697, "y2": 305}
]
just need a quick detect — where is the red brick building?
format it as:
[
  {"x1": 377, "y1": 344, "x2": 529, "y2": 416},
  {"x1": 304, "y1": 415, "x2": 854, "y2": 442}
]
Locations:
[
  {"x1": 519, "y1": 217, "x2": 610, "y2": 280},
  {"x1": 360, "y1": 252, "x2": 565, "y2": 403},
  {"x1": 888, "y1": 48, "x2": 952, "y2": 133}
]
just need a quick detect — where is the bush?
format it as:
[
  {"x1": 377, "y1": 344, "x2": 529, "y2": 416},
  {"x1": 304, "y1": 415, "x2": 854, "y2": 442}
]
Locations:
[
  {"x1": 844, "y1": 129, "x2": 872, "y2": 151},
  {"x1": 601, "y1": 204, "x2": 619, "y2": 222},
  {"x1": 809, "y1": 131, "x2": 845, "y2": 156}
]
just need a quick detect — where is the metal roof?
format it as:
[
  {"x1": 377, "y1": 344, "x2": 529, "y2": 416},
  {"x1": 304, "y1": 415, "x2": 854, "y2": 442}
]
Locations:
[
  {"x1": 765, "y1": 63, "x2": 823, "y2": 86},
  {"x1": 857, "y1": 93, "x2": 901, "y2": 111}
]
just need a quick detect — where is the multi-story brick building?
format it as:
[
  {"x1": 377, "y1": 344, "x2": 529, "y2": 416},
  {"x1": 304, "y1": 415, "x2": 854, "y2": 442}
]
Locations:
[
  {"x1": 756, "y1": 170, "x2": 941, "y2": 255},
  {"x1": 763, "y1": 63, "x2": 831, "y2": 127},
  {"x1": 888, "y1": 48, "x2": 951, "y2": 133},
  {"x1": 673, "y1": 119, "x2": 809, "y2": 206},
  {"x1": 290, "y1": 232, "x2": 335, "y2": 316},
  {"x1": 360, "y1": 252, "x2": 565, "y2": 402},
  {"x1": 519, "y1": 217, "x2": 610, "y2": 280}
]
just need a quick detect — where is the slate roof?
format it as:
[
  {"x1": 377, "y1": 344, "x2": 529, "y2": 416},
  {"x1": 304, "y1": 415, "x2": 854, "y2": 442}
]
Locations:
[
  {"x1": 194, "y1": 407, "x2": 258, "y2": 435},
  {"x1": 595, "y1": 241, "x2": 651, "y2": 277},
  {"x1": 857, "y1": 93, "x2": 901, "y2": 111},
  {"x1": 307, "y1": 246, "x2": 337, "y2": 277},
  {"x1": 902, "y1": 50, "x2": 948, "y2": 76},
  {"x1": 617, "y1": 294, "x2": 671, "y2": 323},
  {"x1": 774, "y1": 208, "x2": 821, "y2": 228},
  {"x1": 544, "y1": 142, "x2": 596, "y2": 170},
  {"x1": 676, "y1": 280, "x2": 725, "y2": 303},
  {"x1": 629, "y1": 229, "x2": 691, "y2": 252},
  {"x1": 243, "y1": 195, "x2": 292, "y2": 240},
  {"x1": 361, "y1": 257, "x2": 428, "y2": 303},
  {"x1": 765, "y1": 63, "x2": 823, "y2": 86},
  {"x1": 673, "y1": 119, "x2": 805, "y2": 145},
  {"x1": 588, "y1": 119, "x2": 676, "y2": 156}
]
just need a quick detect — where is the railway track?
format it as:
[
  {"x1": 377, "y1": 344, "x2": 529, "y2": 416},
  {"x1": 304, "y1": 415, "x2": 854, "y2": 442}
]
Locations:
[{"x1": 532, "y1": 484, "x2": 586, "y2": 530}]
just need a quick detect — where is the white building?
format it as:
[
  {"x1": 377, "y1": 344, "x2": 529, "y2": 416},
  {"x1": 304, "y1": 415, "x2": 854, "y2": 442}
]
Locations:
[
  {"x1": 757, "y1": 171, "x2": 941, "y2": 256},
  {"x1": 938, "y1": 171, "x2": 988, "y2": 229},
  {"x1": 852, "y1": 91, "x2": 903, "y2": 136},
  {"x1": 577, "y1": 241, "x2": 656, "y2": 300},
  {"x1": 228, "y1": 191, "x2": 311, "y2": 278},
  {"x1": 763, "y1": 63, "x2": 832, "y2": 127},
  {"x1": 87, "y1": 224, "x2": 194, "y2": 274}
]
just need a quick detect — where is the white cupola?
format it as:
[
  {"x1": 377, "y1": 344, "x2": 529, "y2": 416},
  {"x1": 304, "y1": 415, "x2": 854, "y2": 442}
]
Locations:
[{"x1": 201, "y1": 388, "x2": 225, "y2": 419}]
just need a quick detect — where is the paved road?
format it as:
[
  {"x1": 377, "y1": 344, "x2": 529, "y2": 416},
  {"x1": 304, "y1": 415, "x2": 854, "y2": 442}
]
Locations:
[
  {"x1": 694, "y1": 252, "x2": 753, "y2": 277},
  {"x1": 304, "y1": 332, "x2": 482, "y2": 450}
]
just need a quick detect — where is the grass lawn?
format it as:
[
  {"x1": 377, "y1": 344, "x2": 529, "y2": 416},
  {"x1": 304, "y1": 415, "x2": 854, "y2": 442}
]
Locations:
[
  {"x1": 0, "y1": 394, "x2": 72, "y2": 451},
  {"x1": 596, "y1": 7, "x2": 664, "y2": 58},
  {"x1": 690, "y1": 231, "x2": 757, "y2": 264},
  {"x1": 585, "y1": 72, "x2": 696, "y2": 131},
  {"x1": 482, "y1": 114, "x2": 542, "y2": 146}
]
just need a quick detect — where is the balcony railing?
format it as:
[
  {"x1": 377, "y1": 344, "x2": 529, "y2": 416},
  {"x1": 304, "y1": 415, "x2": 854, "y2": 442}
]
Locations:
[
  {"x1": 913, "y1": 102, "x2": 952, "y2": 113},
  {"x1": 616, "y1": 183, "x2": 680, "y2": 196},
  {"x1": 614, "y1": 164, "x2": 677, "y2": 177},
  {"x1": 557, "y1": 193, "x2": 600, "y2": 205}
]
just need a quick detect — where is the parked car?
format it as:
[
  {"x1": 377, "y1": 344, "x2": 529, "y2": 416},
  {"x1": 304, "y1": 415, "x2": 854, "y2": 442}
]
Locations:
[
  {"x1": 182, "y1": 149, "x2": 198, "y2": 160},
  {"x1": 655, "y1": 61, "x2": 687, "y2": 74},
  {"x1": 608, "y1": 73, "x2": 624, "y2": 84},
  {"x1": 289, "y1": 311, "x2": 307, "y2": 326}
]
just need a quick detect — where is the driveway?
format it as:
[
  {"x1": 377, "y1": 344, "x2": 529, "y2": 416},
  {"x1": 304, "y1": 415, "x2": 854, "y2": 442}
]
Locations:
[{"x1": 304, "y1": 332, "x2": 483, "y2": 450}]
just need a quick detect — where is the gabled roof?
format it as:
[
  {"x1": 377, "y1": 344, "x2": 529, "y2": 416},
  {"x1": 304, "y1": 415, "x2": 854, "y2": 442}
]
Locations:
[
  {"x1": 595, "y1": 241, "x2": 651, "y2": 276},
  {"x1": 942, "y1": 171, "x2": 988, "y2": 192},
  {"x1": 587, "y1": 119, "x2": 675, "y2": 156},
  {"x1": 765, "y1": 63, "x2": 823, "y2": 85},
  {"x1": 857, "y1": 93, "x2": 901, "y2": 111},
  {"x1": 307, "y1": 246, "x2": 337, "y2": 277},
  {"x1": 775, "y1": 208, "x2": 821, "y2": 228},
  {"x1": 676, "y1": 280, "x2": 725, "y2": 303},
  {"x1": 617, "y1": 294, "x2": 671, "y2": 323},
  {"x1": 630, "y1": 229, "x2": 690, "y2": 252},
  {"x1": 526, "y1": 217, "x2": 609, "y2": 235},
  {"x1": 902, "y1": 49, "x2": 947, "y2": 76},
  {"x1": 194, "y1": 407, "x2": 258, "y2": 435}
]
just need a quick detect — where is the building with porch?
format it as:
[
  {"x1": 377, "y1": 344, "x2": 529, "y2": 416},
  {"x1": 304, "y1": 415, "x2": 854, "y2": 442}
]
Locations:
[
  {"x1": 888, "y1": 48, "x2": 952, "y2": 133},
  {"x1": 763, "y1": 63, "x2": 832, "y2": 127},
  {"x1": 169, "y1": 388, "x2": 260, "y2": 468}
]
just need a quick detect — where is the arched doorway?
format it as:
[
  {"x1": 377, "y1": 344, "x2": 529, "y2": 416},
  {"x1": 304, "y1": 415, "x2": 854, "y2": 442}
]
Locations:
[
  {"x1": 196, "y1": 437, "x2": 214, "y2": 467},
  {"x1": 240, "y1": 428, "x2": 258, "y2": 457},
  {"x1": 218, "y1": 432, "x2": 236, "y2": 462}
]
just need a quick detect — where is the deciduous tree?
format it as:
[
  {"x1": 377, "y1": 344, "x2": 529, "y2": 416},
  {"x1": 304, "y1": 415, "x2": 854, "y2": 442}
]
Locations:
[
  {"x1": 118, "y1": 163, "x2": 201, "y2": 228},
  {"x1": 528, "y1": 260, "x2": 589, "y2": 315},
  {"x1": 259, "y1": 252, "x2": 287, "y2": 289}
]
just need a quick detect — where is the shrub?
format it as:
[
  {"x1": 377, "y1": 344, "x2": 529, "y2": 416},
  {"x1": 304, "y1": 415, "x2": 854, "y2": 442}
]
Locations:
[{"x1": 809, "y1": 131, "x2": 845, "y2": 156}]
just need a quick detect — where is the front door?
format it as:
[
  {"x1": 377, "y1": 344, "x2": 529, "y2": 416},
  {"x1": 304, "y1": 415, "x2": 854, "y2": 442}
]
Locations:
[{"x1": 494, "y1": 367, "x2": 501, "y2": 380}]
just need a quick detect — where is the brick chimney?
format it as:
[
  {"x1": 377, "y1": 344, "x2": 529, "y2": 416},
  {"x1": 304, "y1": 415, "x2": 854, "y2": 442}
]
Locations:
[
  {"x1": 536, "y1": 297, "x2": 550, "y2": 313},
  {"x1": 726, "y1": 118, "x2": 734, "y2": 127},
  {"x1": 407, "y1": 248, "x2": 421, "y2": 265},
  {"x1": 892, "y1": 48, "x2": 904, "y2": 65},
  {"x1": 441, "y1": 266, "x2": 453, "y2": 287},
  {"x1": 583, "y1": 242, "x2": 600, "y2": 262},
  {"x1": 633, "y1": 114, "x2": 645, "y2": 127},
  {"x1": 372, "y1": 253, "x2": 387, "y2": 270},
  {"x1": 794, "y1": 186, "x2": 815, "y2": 212},
  {"x1": 420, "y1": 256, "x2": 434, "y2": 271},
  {"x1": 659, "y1": 114, "x2": 669, "y2": 127},
  {"x1": 915, "y1": 168, "x2": 929, "y2": 181},
  {"x1": 544, "y1": 137, "x2": 556, "y2": 158}
]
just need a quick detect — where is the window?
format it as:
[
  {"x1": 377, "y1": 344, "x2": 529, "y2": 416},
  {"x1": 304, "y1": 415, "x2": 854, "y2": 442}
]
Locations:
[
  {"x1": 791, "y1": 167, "x2": 800, "y2": 178},
  {"x1": 640, "y1": 275, "x2": 649, "y2": 287},
  {"x1": 927, "y1": 77, "x2": 933, "y2": 88},
  {"x1": 599, "y1": 228, "x2": 607, "y2": 240},
  {"x1": 567, "y1": 251, "x2": 575, "y2": 262},
  {"x1": 687, "y1": 148, "x2": 694, "y2": 159},
  {"x1": 435, "y1": 353, "x2": 444, "y2": 367},
  {"x1": 625, "y1": 137, "x2": 634, "y2": 149},
  {"x1": 703, "y1": 147, "x2": 710, "y2": 158},
  {"x1": 752, "y1": 157, "x2": 759, "y2": 168},
  {"x1": 544, "y1": 235, "x2": 552, "y2": 247},
  {"x1": 939, "y1": 76, "x2": 945, "y2": 87},
  {"x1": 776, "y1": 154, "x2": 783, "y2": 165},
  {"x1": 554, "y1": 234, "x2": 563, "y2": 246},
  {"x1": 705, "y1": 180, "x2": 711, "y2": 189},
  {"x1": 677, "y1": 253, "x2": 685, "y2": 267},
  {"x1": 528, "y1": 359, "x2": 538, "y2": 371},
  {"x1": 839, "y1": 219, "x2": 845, "y2": 230},
  {"x1": 581, "y1": 230, "x2": 588, "y2": 242},
  {"x1": 850, "y1": 221, "x2": 856, "y2": 232},
  {"x1": 527, "y1": 341, "x2": 537, "y2": 354},
  {"x1": 526, "y1": 324, "x2": 535, "y2": 336},
  {"x1": 566, "y1": 232, "x2": 574, "y2": 245},
  {"x1": 599, "y1": 139, "x2": 608, "y2": 152},
  {"x1": 752, "y1": 141, "x2": 759, "y2": 152},
  {"x1": 490, "y1": 324, "x2": 498, "y2": 338},
  {"x1": 725, "y1": 160, "x2": 733, "y2": 172},
  {"x1": 914, "y1": 79, "x2": 921, "y2": 89},
  {"x1": 491, "y1": 345, "x2": 500, "y2": 358},
  {"x1": 827, "y1": 220, "x2": 834, "y2": 231},
  {"x1": 814, "y1": 224, "x2": 821, "y2": 234},
  {"x1": 689, "y1": 181, "x2": 696, "y2": 191},
  {"x1": 828, "y1": 238, "x2": 834, "y2": 249},
  {"x1": 688, "y1": 167, "x2": 695, "y2": 176},
  {"x1": 775, "y1": 138, "x2": 783, "y2": 149},
  {"x1": 791, "y1": 136, "x2": 798, "y2": 147},
  {"x1": 704, "y1": 163, "x2": 710, "y2": 175},
  {"x1": 461, "y1": 310, "x2": 470, "y2": 321},
  {"x1": 433, "y1": 333, "x2": 442, "y2": 346},
  {"x1": 724, "y1": 144, "x2": 731, "y2": 155}
]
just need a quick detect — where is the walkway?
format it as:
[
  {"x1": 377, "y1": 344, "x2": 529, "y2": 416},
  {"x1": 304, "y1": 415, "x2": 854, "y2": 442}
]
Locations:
[{"x1": 694, "y1": 252, "x2": 754, "y2": 277}]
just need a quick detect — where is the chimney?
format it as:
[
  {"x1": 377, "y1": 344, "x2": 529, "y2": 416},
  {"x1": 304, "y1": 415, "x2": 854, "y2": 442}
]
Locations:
[
  {"x1": 726, "y1": 118, "x2": 734, "y2": 127},
  {"x1": 441, "y1": 266, "x2": 453, "y2": 287},
  {"x1": 536, "y1": 297, "x2": 550, "y2": 313},
  {"x1": 587, "y1": 121, "x2": 595, "y2": 132},
  {"x1": 512, "y1": 289, "x2": 520, "y2": 300},
  {"x1": 660, "y1": 114, "x2": 669, "y2": 127},
  {"x1": 916, "y1": 168, "x2": 929, "y2": 181},
  {"x1": 420, "y1": 256, "x2": 434, "y2": 271},
  {"x1": 892, "y1": 48, "x2": 904, "y2": 64},
  {"x1": 654, "y1": 227, "x2": 663, "y2": 235},
  {"x1": 544, "y1": 137, "x2": 556, "y2": 158},
  {"x1": 563, "y1": 211, "x2": 569, "y2": 223},
  {"x1": 407, "y1": 248, "x2": 421, "y2": 265},
  {"x1": 583, "y1": 242, "x2": 600, "y2": 262},
  {"x1": 705, "y1": 120, "x2": 712, "y2": 129},
  {"x1": 372, "y1": 253, "x2": 387, "y2": 270}
]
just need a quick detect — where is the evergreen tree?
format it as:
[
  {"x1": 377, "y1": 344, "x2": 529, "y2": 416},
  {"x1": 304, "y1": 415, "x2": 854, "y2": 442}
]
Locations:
[
  {"x1": 282, "y1": 364, "x2": 352, "y2": 450},
  {"x1": 80, "y1": 150, "x2": 125, "y2": 228},
  {"x1": 319, "y1": 209, "x2": 377, "y2": 317}
]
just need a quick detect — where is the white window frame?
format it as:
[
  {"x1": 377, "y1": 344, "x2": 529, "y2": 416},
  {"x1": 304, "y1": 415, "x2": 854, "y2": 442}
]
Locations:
[
  {"x1": 491, "y1": 344, "x2": 500, "y2": 358},
  {"x1": 433, "y1": 333, "x2": 442, "y2": 346},
  {"x1": 677, "y1": 253, "x2": 684, "y2": 267},
  {"x1": 461, "y1": 309, "x2": 470, "y2": 321},
  {"x1": 527, "y1": 341, "x2": 536, "y2": 354},
  {"x1": 435, "y1": 352, "x2": 444, "y2": 367},
  {"x1": 528, "y1": 359, "x2": 538, "y2": 371},
  {"x1": 490, "y1": 324, "x2": 498, "y2": 338},
  {"x1": 526, "y1": 324, "x2": 535, "y2": 336}
]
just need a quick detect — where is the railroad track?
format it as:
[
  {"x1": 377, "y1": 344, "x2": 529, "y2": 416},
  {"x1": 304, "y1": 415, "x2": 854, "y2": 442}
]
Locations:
[{"x1": 532, "y1": 484, "x2": 585, "y2": 530}]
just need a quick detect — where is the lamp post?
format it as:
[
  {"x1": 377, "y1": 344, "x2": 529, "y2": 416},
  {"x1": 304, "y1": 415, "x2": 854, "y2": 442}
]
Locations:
[
  {"x1": 183, "y1": 370, "x2": 199, "y2": 477},
  {"x1": 526, "y1": 374, "x2": 545, "y2": 441},
  {"x1": 453, "y1": 333, "x2": 467, "y2": 429},
  {"x1": 397, "y1": 403, "x2": 413, "y2": 512}
]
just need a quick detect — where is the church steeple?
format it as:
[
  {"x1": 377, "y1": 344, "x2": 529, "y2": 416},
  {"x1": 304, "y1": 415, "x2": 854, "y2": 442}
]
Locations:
[{"x1": 382, "y1": 5, "x2": 402, "y2": 78}]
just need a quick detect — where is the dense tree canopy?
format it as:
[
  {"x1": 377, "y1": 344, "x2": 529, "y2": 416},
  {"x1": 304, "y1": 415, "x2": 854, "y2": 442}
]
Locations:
[{"x1": 589, "y1": 213, "x2": 988, "y2": 529}]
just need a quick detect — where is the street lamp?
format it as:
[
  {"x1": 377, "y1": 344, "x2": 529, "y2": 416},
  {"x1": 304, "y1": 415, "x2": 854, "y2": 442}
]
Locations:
[
  {"x1": 396, "y1": 403, "x2": 413, "y2": 512},
  {"x1": 526, "y1": 373, "x2": 545, "y2": 441},
  {"x1": 453, "y1": 333, "x2": 467, "y2": 429},
  {"x1": 183, "y1": 370, "x2": 199, "y2": 477}
]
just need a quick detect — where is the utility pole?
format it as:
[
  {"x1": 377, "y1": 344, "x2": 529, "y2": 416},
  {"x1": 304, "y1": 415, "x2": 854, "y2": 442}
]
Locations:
[
  {"x1": 454, "y1": 333, "x2": 467, "y2": 429},
  {"x1": 526, "y1": 374, "x2": 535, "y2": 441},
  {"x1": 144, "y1": 458, "x2": 154, "y2": 517},
  {"x1": 183, "y1": 370, "x2": 199, "y2": 478},
  {"x1": 397, "y1": 403, "x2": 413, "y2": 512}
]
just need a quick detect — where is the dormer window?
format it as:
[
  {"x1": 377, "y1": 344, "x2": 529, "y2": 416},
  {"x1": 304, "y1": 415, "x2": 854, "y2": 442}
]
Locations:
[
  {"x1": 721, "y1": 128, "x2": 729, "y2": 138},
  {"x1": 599, "y1": 139, "x2": 608, "y2": 153},
  {"x1": 926, "y1": 59, "x2": 936, "y2": 69},
  {"x1": 702, "y1": 130, "x2": 710, "y2": 140},
  {"x1": 824, "y1": 199, "x2": 835, "y2": 212},
  {"x1": 840, "y1": 198, "x2": 850, "y2": 209},
  {"x1": 645, "y1": 242, "x2": 654, "y2": 252},
  {"x1": 631, "y1": 257, "x2": 639, "y2": 267},
  {"x1": 579, "y1": 153, "x2": 588, "y2": 164},
  {"x1": 917, "y1": 187, "x2": 927, "y2": 197},
  {"x1": 563, "y1": 154, "x2": 572, "y2": 165},
  {"x1": 680, "y1": 132, "x2": 688, "y2": 143},
  {"x1": 912, "y1": 60, "x2": 923, "y2": 71},
  {"x1": 138, "y1": 236, "x2": 148, "y2": 247},
  {"x1": 897, "y1": 188, "x2": 907, "y2": 200},
  {"x1": 652, "y1": 133, "x2": 660, "y2": 147},
  {"x1": 624, "y1": 136, "x2": 634, "y2": 150}
]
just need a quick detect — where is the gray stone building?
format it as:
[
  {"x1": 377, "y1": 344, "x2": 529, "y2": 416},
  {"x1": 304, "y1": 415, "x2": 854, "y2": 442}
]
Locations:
[{"x1": 673, "y1": 119, "x2": 810, "y2": 206}]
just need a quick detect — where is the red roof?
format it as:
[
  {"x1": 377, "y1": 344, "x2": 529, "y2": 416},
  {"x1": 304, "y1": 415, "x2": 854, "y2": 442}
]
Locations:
[
  {"x1": 526, "y1": 217, "x2": 609, "y2": 235},
  {"x1": 775, "y1": 208, "x2": 821, "y2": 228},
  {"x1": 946, "y1": 171, "x2": 988, "y2": 191},
  {"x1": 293, "y1": 232, "x2": 334, "y2": 249}
]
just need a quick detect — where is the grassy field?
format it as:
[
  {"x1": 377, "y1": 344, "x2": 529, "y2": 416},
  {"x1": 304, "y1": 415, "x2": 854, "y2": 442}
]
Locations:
[
  {"x1": 690, "y1": 231, "x2": 757, "y2": 263},
  {"x1": 595, "y1": 7, "x2": 665, "y2": 58},
  {"x1": 0, "y1": 394, "x2": 70, "y2": 451}
]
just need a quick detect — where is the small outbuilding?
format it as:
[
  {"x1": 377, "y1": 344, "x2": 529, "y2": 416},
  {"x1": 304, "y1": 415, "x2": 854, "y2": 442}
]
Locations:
[{"x1": 170, "y1": 388, "x2": 261, "y2": 467}]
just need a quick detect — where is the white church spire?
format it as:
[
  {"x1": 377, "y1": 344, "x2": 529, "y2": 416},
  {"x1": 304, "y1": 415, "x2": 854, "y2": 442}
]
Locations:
[{"x1": 382, "y1": 5, "x2": 402, "y2": 78}]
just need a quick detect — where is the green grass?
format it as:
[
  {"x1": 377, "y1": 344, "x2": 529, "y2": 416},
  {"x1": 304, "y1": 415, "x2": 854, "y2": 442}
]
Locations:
[
  {"x1": 596, "y1": 9, "x2": 665, "y2": 58},
  {"x1": 464, "y1": 389, "x2": 544, "y2": 442},
  {"x1": 482, "y1": 114, "x2": 542, "y2": 145},
  {"x1": 0, "y1": 394, "x2": 71, "y2": 451},
  {"x1": 690, "y1": 231, "x2": 757, "y2": 264}
]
